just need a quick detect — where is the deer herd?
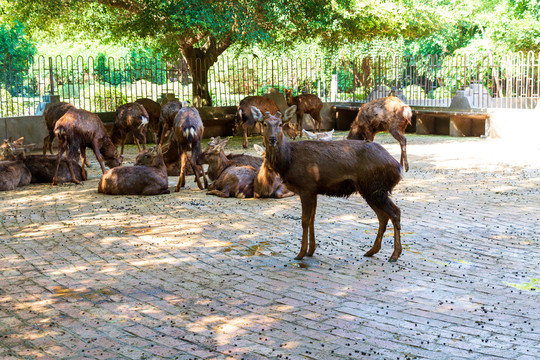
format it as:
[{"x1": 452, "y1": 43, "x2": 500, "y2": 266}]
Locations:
[{"x1": 1, "y1": 91, "x2": 413, "y2": 262}]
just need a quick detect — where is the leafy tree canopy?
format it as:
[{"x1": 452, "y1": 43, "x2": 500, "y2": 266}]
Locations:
[{"x1": 0, "y1": 21, "x2": 36, "y2": 69}]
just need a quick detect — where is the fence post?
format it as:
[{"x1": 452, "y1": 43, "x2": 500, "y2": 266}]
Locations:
[{"x1": 48, "y1": 57, "x2": 55, "y2": 96}]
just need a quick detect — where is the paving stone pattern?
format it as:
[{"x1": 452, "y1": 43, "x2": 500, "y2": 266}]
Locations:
[{"x1": 1, "y1": 133, "x2": 539, "y2": 359}]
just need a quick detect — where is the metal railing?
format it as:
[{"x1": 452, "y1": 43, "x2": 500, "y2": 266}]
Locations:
[{"x1": 1, "y1": 52, "x2": 539, "y2": 117}]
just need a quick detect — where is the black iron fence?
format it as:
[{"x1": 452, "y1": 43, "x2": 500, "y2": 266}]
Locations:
[{"x1": 1, "y1": 52, "x2": 539, "y2": 117}]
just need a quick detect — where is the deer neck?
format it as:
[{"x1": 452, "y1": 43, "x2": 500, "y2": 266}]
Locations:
[
  {"x1": 209, "y1": 151, "x2": 231, "y2": 180},
  {"x1": 265, "y1": 140, "x2": 291, "y2": 178}
]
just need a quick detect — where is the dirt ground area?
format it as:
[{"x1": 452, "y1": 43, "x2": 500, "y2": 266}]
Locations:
[{"x1": 1, "y1": 132, "x2": 539, "y2": 359}]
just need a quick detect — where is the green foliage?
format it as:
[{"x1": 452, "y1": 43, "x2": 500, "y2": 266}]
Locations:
[
  {"x1": 0, "y1": 21, "x2": 36, "y2": 68},
  {"x1": 430, "y1": 86, "x2": 453, "y2": 99},
  {"x1": 92, "y1": 86, "x2": 128, "y2": 112},
  {"x1": 0, "y1": 21, "x2": 36, "y2": 96}
]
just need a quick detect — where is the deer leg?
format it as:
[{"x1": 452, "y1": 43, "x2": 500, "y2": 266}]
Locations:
[
  {"x1": 120, "y1": 136, "x2": 126, "y2": 156},
  {"x1": 297, "y1": 111, "x2": 305, "y2": 137},
  {"x1": 91, "y1": 140, "x2": 107, "y2": 174},
  {"x1": 187, "y1": 156, "x2": 204, "y2": 190},
  {"x1": 79, "y1": 147, "x2": 88, "y2": 180},
  {"x1": 52, "y1": 144, "x2": 66, "y2": 186},
  {"x1": 296, "y1": 193, "x2": 316, "y2": 260},
  {"x1": 43, "y1": 135, "x2": 49, "y2": 155},
  {"x1": 175, "y1": 151, "x2": 187, "y2": 192},
  {"x1": 389, "y1": 128, "x2": 408, "y2": 172},
  {"x1": 312, "y1": 110, "x2": 323, "y2": 133},
  {"x1": 242, "y1": 123, "x2": 249, "y2": 148},
  {"x1": 65, "y1": 149, "x2": 81, "y2": 185},
  {"x1": 385, "y1": 199, "x2": 402, "y2": 262},
  {"x1": 364, "y1": 203, "x2": 389, "y2": 258},
  {"x1": 158, "y1": 124, "x2": 168, "y2": 146},
  {"x1": 306, "y1": 195, "x2": 318, "y2": 257}
]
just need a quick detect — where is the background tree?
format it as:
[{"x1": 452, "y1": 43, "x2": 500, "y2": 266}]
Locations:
[{"x1": 4, "y1": 0, "x2": 440, "y2": 106}]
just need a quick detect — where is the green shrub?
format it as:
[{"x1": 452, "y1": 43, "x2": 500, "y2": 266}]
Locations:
[
  {"x1": 0, "y1": 88, "x2": 23, "y2": 117},
  {"x1": 92, "y1": 86, "x2": 128, "y2": 112},
  {"x1": 430, "y1": 86, "x2": 453, "y2": 99},
  {"x1": 402, "y1": 85, "x2": 427, "y2": 100}
]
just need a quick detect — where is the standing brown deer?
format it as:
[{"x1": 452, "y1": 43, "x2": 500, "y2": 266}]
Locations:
[
  {"x1": 53, "y1": 108, "x2": 123, "y2": 185},
  {"x1": 43, "y1": 102, "x2": 75, "y2": 155},
  {"x1": 173, "y1": 104, "x2": 208, "y2": 192},
  {"x1": 284, "y1": 89, "x2": 323, "y2": 136},
  {"x1": 252, "y1": 105, "x2": 403, "y2": 262},
  {"x1": 236, "y1": 96, "x2": 279, "y2": 149},
  {"x1": 135, "y1": 98, "x2": 161, "y2": 143},
  {"x1": 157, "y1": 100, "x2": 183, "y2": 145},
  {"x1": 111, "y1": 102, "x2": 149, "y2": 155},
  {"x1": 346, "y1": 96, "x2": 412, "y2": 172}
]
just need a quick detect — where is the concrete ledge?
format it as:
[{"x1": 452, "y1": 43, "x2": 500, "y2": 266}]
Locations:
[{"x1": 1, "y1": 115, "x2": 47, "y2": 146}]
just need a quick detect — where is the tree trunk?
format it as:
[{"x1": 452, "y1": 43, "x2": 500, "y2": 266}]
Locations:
[
  {"x1": 185, "y1": 49, "x2": 212, "y2": 107},
  {"x1": 181, "y1": 34, "x2": 232, "y2": 107}
]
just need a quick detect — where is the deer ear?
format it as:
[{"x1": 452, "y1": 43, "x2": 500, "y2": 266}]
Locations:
[
  {"x1": 250, "y1": 106, "x2": 263, "y2": 122},
  {"x1": 220, "y1": 138, "x2": 230, "y2": 148},
  {"x1": 253, "y1": 144, "x2": 265, "y2": 157},
  {"x1": 283, "y1": 106, "x2": 296, "y2": 123}
]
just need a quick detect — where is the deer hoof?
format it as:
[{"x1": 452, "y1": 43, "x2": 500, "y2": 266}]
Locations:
[
  {"x1": 388, "y1": 257, "x2": 398, "y2": 262},
  {"x1": 294, "y1": 255, "x2": 305, "y2": 261}
]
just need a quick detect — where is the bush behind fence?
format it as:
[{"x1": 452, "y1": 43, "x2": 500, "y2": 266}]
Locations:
[{"x1": 1, "y1": 52, "x2": 539, "y2": 117}]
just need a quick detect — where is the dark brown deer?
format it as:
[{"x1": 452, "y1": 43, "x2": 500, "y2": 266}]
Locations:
[
  {"x1": 284, "y1": 89, "x2": 323, "y2": 136},
  {"x1": 2, "y1": 138, "x2": 84, "y2": 183},
  {"x1": 53, "y1": 108, "x2": 123, "y2": 185},
  {"x1": 198, "y1": 137, "x2": 263, "y2": 181},
  {"x1": 196, "y1": 138, "x2": 257, "y2": 198},
  {"x1": 346, "y1": 96, "x2": 412, "y2": 172},
  {"x1": 135, "y1": 98, "x2": 161, "y2": 142},
  {"x1": 98, "y1": 145, "x2": 170, "y2": 195},
  {"x1": 253, "y1": 144, "x2": 294, "y2": 199},
  {"x1": 0, "y1": 160, "x2": 31, "y2": 191},
  {"x1": 111, "y1": 102, "x2": 149, "y2": 155},
  {"x1": 253, "y1": 105, "x2": 403, "y2": 262},
  {"x1": 43, "y1": 102, "x2": 75, "y2": 155},
  {"x1": 157, "y1": 100, "x2": 182, "y2": 145},
  {"x1": 173, "y1": 105, "x2": 208, "y2": 192},
  {"x1": 237, "y1": 96, "x2": 279, "y2": 149}
]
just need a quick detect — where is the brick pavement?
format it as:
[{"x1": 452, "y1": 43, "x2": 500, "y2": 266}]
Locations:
[{"x1": 1, "y1": 133, "x2": 539, "y2": 359}]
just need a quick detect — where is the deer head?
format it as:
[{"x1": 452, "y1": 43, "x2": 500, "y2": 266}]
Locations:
[{"x1": 251, "y1": 105, "x2": 296, "y2": 149}]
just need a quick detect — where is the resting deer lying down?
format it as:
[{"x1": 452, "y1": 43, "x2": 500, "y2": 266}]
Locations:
[
  {"x1": 198, "y1": 137, "x2": 263, "y2": 181},
  {"x1": 0, "y1": 139, "x2": 31, "y2": 191},
  {"x1": 1, "y1": 137, "x2": 83, "y2": 184},
  {"x1": 302, "y1": 129, "x2": 334, "y2": 141},
  {"x1": 196, "y1": 138, "x2": 256, "y2": 198},
  {"x1": 253, "y1": 144, "x2": 294, "y2": 199},
  {"x1": 253, "y1": 105, "x2": 404, "y2": 262},
  {"x1": 98, "y1": 146, "x2": 170, "y2": 195}
]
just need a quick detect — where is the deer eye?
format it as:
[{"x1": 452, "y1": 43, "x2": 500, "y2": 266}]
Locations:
[
  {"x1": 263, "y1": 123, "x2": 267, "y2": 127},
  {"x1": 278, "y1": 123, "x2": 282, "y2": 127}
]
